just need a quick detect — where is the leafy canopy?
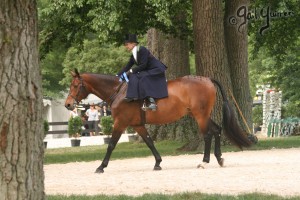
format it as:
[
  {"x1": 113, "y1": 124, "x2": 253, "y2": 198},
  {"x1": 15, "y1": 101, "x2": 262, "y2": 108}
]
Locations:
[{"x1": 60, "y1": 40, "x2": 129, "y2": 87}]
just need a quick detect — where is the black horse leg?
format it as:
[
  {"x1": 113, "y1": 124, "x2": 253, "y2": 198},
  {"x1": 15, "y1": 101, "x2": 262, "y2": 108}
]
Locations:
[
  {"x1": 197, "y1": 125, "x2": 213, "y2": 168},
  {"x1": 210, "y1": 119, "x2": 224, "y2": 167},
  {"x1": 203, "y1": 131, "x2": 213, "y2": 163},
  {"x1": 135, "y1": 126, "x2": 162, "y2": 170},
  {"x1": 95, "y1": 132, "x2": 122, "y2": 173},
  {"x1": 198, "y1": 119, "x2": 223, "y2": 168}
]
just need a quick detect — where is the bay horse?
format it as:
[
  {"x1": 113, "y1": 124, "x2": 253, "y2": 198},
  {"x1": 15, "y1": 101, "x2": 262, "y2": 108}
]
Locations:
[{"x1": 65, "y1": 69, "x2": 252, "y2": 173}]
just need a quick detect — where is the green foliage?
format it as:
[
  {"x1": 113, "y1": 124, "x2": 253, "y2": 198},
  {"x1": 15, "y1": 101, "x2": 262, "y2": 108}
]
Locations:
[
  {"x1": 38, "y1": 0, "x2": 96, "y2": 57},
  {"x1": 248, "y1": 1, "x2": 299, "y2": 118},
  {"x1": 41, "y1": 43, "x2": 67, "y2": 98},
  {"x1": 60, "y1": 40, "x2": 129, "y2": 86},
  {"x1": 43, "y1": 120, "x2": 49, "y2": 133},
  {"x1": 282, "y1": 101, "x2": 300, "y2": 118},
  {"x1": 68, "y1": 116, "x2": 83, "y2": 138},
  {"x1": 252, "y1": 105, "x2": 263, "y2": 126},
  {"x1": 126, "y1": 126, "x2": 135, "y2": 134},
  {"x1": 249, "y1": 40, "x2": 300, "y2": 117},
  {"x1": 100, "y1": 116, "x2": 113, "y2": 136},
  {"x1": 38, "y1": 0, "x2": 191, "y2": 50},
  {"x1": 249, "y1": 0, "x2": 300, "y2": 59}
]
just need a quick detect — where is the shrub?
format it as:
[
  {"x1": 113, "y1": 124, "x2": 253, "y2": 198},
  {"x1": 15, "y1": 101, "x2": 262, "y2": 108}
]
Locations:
[
  {"x1": 43, "y1": 120, "x2": 49, "y2": 133},
  {"x1": 68, "y1": 116, "x2": 83, "y2": 138},
  {"x1": 252, "y1": 105, "x2": 263, "y2": 127},
  {"x1": 126, "y1": 126, "x2": 135, "y2": 134},
  {"x1": 101, "y1": 116, "x2": 113, "y2": 136}
]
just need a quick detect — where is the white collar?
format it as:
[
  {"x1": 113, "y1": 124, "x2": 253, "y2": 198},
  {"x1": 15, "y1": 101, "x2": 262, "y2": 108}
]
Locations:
[{"x1": 132, "y1": 45, "x2": 138, "y2": 62}]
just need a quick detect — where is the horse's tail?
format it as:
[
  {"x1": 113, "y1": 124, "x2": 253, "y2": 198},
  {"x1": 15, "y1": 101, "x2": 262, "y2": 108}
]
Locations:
[{"x1": 210, "y1": 78, "x2": 252, "y2": 149}]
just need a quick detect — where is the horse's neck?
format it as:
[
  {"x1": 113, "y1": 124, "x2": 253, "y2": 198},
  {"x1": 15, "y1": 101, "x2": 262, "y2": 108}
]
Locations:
[{"x1": 82, "y1": 74, "x2": 119, "y2": 102}]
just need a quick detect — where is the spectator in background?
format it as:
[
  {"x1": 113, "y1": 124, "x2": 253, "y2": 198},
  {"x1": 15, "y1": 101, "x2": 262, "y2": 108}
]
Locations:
[
  {"x1": 101, "y1": 105, "x2": 111, "y2": 116},
  {"x1": 85, "y1": 104, "x2": 99, "y2": 136},
  {"x1": 69, "y1": 107, "x2": 78, "y2": 118},
  {"x1": 80, "y1": 116, "x2": 90, "y2": 136}
]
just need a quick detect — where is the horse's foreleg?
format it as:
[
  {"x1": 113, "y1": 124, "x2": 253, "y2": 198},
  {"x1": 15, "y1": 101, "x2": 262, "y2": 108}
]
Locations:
[
  {"x1": 95, "y1": 132, "x2": 122, "y2": 173},
  {"x1": 135, "y1": 126, "x2": 162, "y2": 170}
]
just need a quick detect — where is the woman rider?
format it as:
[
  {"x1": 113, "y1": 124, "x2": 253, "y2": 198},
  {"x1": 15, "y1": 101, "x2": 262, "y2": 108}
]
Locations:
[{"x1": 117, "y1": 34, "x2": 168, "y2": 111}]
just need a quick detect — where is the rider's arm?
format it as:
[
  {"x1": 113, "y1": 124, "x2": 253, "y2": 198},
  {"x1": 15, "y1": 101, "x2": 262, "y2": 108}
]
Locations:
[{"x1": 117, "y1": 56, "x2": 134, "y2": 76}]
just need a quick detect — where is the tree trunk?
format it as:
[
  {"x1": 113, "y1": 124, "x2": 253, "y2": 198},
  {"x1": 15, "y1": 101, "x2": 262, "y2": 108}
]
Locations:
[
  {"x1": 191, "y1": 0, "x2": 234, "y2": 149},
  {"x1": 193, "y1": 0, "x2": 233, "y2": 122},
  {"x1": 146, "y1": 28, "x2": 198, "y2": 144},
  {"x1": 224, "y1": 0, "x2": 253, "y2": 133},
  {"x1": 147, "y1": 28, "x2": 190, "y2": 79},
  {"x1": 0, "y1": 1, "x2": 44, "y2": 199}
]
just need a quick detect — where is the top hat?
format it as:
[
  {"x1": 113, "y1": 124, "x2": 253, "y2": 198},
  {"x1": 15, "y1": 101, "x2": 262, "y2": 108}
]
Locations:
[{"x1": 124, "y1": 34, "x2": 139, "y2": 44}]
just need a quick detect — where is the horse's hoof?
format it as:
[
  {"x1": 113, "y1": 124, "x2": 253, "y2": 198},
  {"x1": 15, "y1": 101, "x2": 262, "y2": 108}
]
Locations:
[
  {"x1": 95, "y1": 168, "x2": 104, "y2": 173},
  {"x1": 153, "y1": 166, "x2": 162, "y2": 170},
  {"x1": 197, "y1": 162, "x2": 208, "y2": 169},
  {"x1": 197, "y1": 164, "x2": 204, "y2": 169},
  {"x1": 218, "y1": 158, "x2": 224, "y2": 167}
]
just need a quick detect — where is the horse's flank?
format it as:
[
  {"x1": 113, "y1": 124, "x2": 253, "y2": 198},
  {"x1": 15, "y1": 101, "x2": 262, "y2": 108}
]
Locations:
[{"x1": 145, "y1": 76, "x2": 216, "y2": 124}]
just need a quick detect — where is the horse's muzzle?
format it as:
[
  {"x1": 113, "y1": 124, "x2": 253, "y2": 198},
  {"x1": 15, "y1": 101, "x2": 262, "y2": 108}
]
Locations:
[{"x1": 65, "y1": 102, "x2": 76, "y2": 110}]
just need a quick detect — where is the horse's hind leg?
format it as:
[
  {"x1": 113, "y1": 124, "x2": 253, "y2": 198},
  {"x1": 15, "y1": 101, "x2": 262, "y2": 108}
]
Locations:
[
  {"x1": 197, "y1": 118, "x2": 224, "y2": 168},
  {"x1": 203, "y1": 130, "x2": 213, "y2": 163},
  {"x1": 134, "y1": 126, "x2": 162, "y2": 170},
  {"x1": 210, "y1": 119, "x2": 224, "y2": 167}
]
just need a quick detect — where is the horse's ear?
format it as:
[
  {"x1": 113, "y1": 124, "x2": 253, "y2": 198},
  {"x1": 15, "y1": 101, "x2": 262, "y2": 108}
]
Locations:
[
  {"x1": 71, "y1": 71, "x2": 76, "y2": 77},
  {"x1": 74, "y1": 68, "x2": 80, "y2": 76},
  {"x1": 71, "y1": 68, "x2": 80, "y2": 78}
]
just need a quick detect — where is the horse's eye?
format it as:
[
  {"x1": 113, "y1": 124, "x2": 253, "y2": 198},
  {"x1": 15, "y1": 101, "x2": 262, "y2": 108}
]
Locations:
[{"x1": 73, "y1": 84, "x2": 79, "y2": 89}]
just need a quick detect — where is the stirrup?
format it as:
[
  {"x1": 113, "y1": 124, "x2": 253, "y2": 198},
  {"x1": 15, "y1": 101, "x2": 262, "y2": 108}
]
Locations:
[
  {"x1": 141, "y1": 100, "x2": 148, "y2": 111},
  {"x1": 141, "y1": 100, "x2": 157, "y2": 111}
]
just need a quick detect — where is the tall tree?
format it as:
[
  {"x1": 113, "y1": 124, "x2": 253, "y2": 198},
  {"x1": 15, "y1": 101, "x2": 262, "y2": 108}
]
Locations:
[
  {"x1": 193, "y1": 0, "x2": 233, "y2": 124},
  {"x1": 147, "y1": 29, "x2": 190, "y2": 79},
  {"x1": 225, "y1": 0, "x2": 252, "y2": 132},
  {"x1": 0, "y1": 0, "x2": 44, "y2": 199},
  {"x1": 146, "y1": 27, "x2": 198, "y2": 143}
]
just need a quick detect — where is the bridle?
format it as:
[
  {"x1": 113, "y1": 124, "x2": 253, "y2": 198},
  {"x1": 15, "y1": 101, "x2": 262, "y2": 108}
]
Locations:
[
  {"x1": 68, "y1": 75, "x2": 126, "y2": 107},
  {"x1": 68, "y1": 77, "x2": 87, "y2": 105}
]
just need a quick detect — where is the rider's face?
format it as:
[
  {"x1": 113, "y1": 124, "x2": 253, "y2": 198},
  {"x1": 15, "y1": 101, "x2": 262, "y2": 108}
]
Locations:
[{"x1": 124, "y1": 42, "x2": 136, "y2": 51}]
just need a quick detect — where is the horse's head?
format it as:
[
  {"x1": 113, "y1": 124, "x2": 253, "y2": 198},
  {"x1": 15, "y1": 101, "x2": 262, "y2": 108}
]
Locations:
[{"x1": 65, "y1": 69, "x2": 90, "y2": 110}]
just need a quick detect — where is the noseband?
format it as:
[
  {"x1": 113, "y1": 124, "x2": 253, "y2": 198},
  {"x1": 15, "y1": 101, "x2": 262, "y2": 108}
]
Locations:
[{"x1": 68, "y1": 77, "x2": 86, "y2": 104}]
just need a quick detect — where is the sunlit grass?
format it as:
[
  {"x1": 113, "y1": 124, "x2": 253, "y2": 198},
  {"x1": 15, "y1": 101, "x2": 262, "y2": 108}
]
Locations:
[
  {"x1": 44, "y1": 136, "x2": 300, "y2": 165},
  {"x1": 47, "y1": 192, "x2": 300, "y2": 200}
]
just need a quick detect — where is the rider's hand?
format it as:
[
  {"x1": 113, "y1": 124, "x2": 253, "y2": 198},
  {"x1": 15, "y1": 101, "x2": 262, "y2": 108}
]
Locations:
[
  {"x1": 126, "y1": 69, "x2": 133, "y2": 77},
  {"x1": 118, "y1": 74, "x2": 125, "y2": 82}
]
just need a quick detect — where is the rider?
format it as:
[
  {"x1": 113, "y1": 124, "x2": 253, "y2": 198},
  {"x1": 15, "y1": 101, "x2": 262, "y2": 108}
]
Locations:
[{"x1": 117, "y1": 34, "x2": 168, "y2": 111}]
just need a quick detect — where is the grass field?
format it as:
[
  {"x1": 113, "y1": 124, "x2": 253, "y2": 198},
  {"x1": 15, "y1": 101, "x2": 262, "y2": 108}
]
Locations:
[
  {"x1": 48, "y1": 192, "x2": 300, "y2": 200},
  {"x1": 46, "y1": 136, "x2": 300, "y2": 199},
  {"x1": 44, "y1": 136, "x2": 300, "y2": 165}
]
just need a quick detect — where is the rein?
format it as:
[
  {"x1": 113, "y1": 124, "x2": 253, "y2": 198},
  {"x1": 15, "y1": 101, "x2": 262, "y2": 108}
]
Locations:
[{"x1": 106, "y1": 81, "x2": 126, "y2": 106}]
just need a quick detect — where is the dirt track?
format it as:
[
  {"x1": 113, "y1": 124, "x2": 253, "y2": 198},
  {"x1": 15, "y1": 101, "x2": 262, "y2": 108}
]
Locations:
[{"x1": 44, "y1": 148, "x2": 300, "y2": 197}]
